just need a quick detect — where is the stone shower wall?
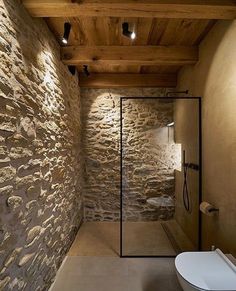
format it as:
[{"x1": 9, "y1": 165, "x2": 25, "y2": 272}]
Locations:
[
  {"x1": 81, "y1": 88, "x2": 179, "y2": 222},
  {"x1": 122, "y1": 98, "x2": 181, "y2": 221},
  {"x1": 0, "y1": 1, "x2": 83, "y2": 290}
]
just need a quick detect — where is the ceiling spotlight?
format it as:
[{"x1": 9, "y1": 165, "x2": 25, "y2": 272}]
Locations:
[
  {"x1": 131, "y1": 31, "x2": 136, "y2": 40},
  {"x1": 62, "y1": 22, "x2": 71, "y2": 45},
  {"x1": 83, "y1": 65, "x2": 90, "y2": 77},
  {"x1": 122, "y1": 22, "x2": 136, "y2": 40}
]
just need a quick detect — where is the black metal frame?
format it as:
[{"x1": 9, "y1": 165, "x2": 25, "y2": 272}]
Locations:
[{"x1": 120, "y1": 96, "x2": 202, "y2": 258}]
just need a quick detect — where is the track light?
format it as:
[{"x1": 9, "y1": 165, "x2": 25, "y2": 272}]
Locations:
[
  {"x1": 122, "y1": 22, "x2": 136, "y2": 40},
  {"x1": 130, "y1": 31, "x2": 136, "y2": 40},
  {"x1": 62, "y1": 22, "x2": 71, "y2": 45},
  {"x1": 83, "y1": 65, "x2": 90, "y2": 77},
  {"x1": 68, "y1": 66, "x2": 76, "y2": 75}
]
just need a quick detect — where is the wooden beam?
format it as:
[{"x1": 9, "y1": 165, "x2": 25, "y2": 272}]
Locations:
[
  {"x1": 79, "y1": 73, "x2": 177, "y2": 88},
  {"x1": 23, "y1": 0, "x2": 236, "y2": 19},
  {"x1": 62, "y1": 46, "x2": 198, "y2": 66}
]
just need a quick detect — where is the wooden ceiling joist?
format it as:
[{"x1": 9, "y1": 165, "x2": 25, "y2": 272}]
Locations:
[
  {"x1": 79, "y1": 73, "x2": 177, "y2": 88},
  {"x1": 23, "y1": 0, "x2": 236, "y2": 19},
  {"x1": 62, "y1": 45, "x2": 198, "y2": 66}
]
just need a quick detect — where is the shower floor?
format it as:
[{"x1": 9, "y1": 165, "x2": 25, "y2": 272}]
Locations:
[
  {"x1": 69, "y1": 221, "x2": 193, "y2": 257},
  {"x1": 50, "y1": 222, "x2": 184, "y2": 290}
]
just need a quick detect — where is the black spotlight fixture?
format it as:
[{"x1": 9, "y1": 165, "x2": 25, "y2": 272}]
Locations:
[
  {"x1": 122, "y1": 22, "x2": 136, "y2": 40},
  {"x1": 62, "y1": 22, "x2": 71, "y2": 45},
  {"x1": 68, "y1": 65, "x2": 76, "y2": 76},
  {"x1": 83, "y1": 65, "x2": 90, "y2": 77}
]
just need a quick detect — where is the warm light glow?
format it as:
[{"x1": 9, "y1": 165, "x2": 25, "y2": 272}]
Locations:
[
  {"x1": 44, "y1": 71, "x2": 52, "y2": 84},
  {"x1": 167, "y1": 122, "x2": 174, "y2": 127},
  {"x1": 62, "y1": 38, "x2": 67, "y2": 44},
  {"x1": 131, "y1": 31, "x2": 136, "y2": 40}
]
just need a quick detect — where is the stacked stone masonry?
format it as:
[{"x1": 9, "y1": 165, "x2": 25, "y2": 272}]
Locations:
[
  {"x1": 0, "y1": 1, "x2": 83, "y2": 290},
  {"x1": 81, "y1": 89, "x2": 179, "y2": 222},
  {"x1": 122, "y1": 98, "x2": 180, "y2": 221}
]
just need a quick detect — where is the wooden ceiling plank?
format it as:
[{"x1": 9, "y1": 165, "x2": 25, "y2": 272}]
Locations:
[
  {"x1": 140, "y1": 65, "x2": 181, "y2": 74},
  {"x1": 77, "y1": 64, "x2": 140, "y2": 73},
  {"x1": 107, "y1": 17, "x2": 121, "y2": 45},
  {"x1": 79, "y1": 73, "x2": 177, "y2": 88},
  {"x1": 158, "y1": 19, "x2": 215, "y2": 46},
  {"x1": 148, "y1": 19, "x2": 169, "y2": 45},
  {"x1": 23, "y1": 1, "x2": 236, "y2": 19},
  {"x1": 61, "y1": 45, "x2": 198, "y2": 66}
]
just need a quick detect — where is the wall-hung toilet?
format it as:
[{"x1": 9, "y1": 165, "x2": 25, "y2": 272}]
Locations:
[{"x1": 175, "y1": 249, "x2": 236, "y2": 291}]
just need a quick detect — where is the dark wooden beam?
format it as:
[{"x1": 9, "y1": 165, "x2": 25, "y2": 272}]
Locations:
[
  {"x1": 79, "y1": 73, "x2": 177, "y2": 88},
  {"x1": 23, "y1": 0, "x2": 236, "y2": 19}
]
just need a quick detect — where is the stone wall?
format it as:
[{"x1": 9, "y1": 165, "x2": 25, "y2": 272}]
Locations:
[
  {"x1": 81, "y1": 88, "x2": 180, "y2": 222},
  {"x1": 0, "y1": 1, "x2": 83, "y2": 290},
  {"x1": 122, "y1": 98, "x2": 181, "y2": 221}
]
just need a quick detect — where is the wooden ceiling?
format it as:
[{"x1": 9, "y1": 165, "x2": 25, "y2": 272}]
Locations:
[{"x1": 23, "y1": 1, "x2": 236, "y2": 88}]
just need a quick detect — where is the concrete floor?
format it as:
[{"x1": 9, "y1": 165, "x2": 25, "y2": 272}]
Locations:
[
  {"x1": 68, "y1": 222, "x2": 120, "y2": 256},
  {"x1": 50, "y1": 256, "x2": 182, "y2": 291},
  {"x1": 50, "y1": 222, "x2": 183, "y2": 291},
  {"x1": 123, "y1": 222, "x2": 176, "y2": 256},
  {"x1": 69, "y1": 222, "x2": 177, "y2": 257}
]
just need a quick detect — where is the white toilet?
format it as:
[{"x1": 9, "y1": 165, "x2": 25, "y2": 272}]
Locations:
[{"x1": 175, "y1": 249, "x2": 236, "y2": 291}]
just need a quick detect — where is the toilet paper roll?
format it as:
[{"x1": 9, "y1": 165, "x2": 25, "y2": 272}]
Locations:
[{"x1": 200, "y1": 202, "x2": 218, "y2": 216}]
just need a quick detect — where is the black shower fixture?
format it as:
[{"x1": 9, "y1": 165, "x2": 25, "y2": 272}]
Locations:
[
  {"x1": 62, "y1": 22, "x2": 71, "y2": 45},
  {"x1": 122, "y1": 22, "x2": 136, "y2": 40},
  {"x1": 68, "y1": 66, "x2": 76, "y2": 75},
  {"x1": 83, "y1": 65, "x2": 90, "y2": 77}
]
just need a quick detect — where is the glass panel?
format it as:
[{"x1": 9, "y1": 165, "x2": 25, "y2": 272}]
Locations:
[{"x1": 121, "y1": 97, "x2": 200, "y2": 257}]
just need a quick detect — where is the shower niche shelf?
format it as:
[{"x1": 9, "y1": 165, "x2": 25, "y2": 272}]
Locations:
[{"x1": 146, "y1": 196, "x2": 175, "y2": 208}]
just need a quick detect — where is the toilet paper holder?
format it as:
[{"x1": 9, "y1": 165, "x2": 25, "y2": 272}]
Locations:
[{"x1": 200, "y1": 202, "x2": 219, "y2": 216}]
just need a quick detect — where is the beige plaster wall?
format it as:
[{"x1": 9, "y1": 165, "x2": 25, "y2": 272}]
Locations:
[
  {"x1": 0, "y1": 1, "x2": 83, "y2": 289},
  {"x1": 177, "y1": 20, "x2": 236, "y2": 255},
  {"x1": 174, "y1": 99, "x2": 200, "y2": 248}
]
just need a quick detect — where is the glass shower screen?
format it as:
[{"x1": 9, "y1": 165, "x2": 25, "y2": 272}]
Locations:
[{"x1": 120, "y1": 97, "x2": 201, "y2": 257}]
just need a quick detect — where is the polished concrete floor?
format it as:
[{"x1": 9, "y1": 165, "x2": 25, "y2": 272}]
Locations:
[
  {"x1": 50, "y1": 256, "x2": 182, "y2": 291},
  {"x1": 68, "y1": 222, "x2": 120, "y2": 256},
  {"x1": 69, "y1": 222, "x2": 178, "y2": 256},
  {"x1": 51, "y1": 222, "x2": 183, "y2": 291}
]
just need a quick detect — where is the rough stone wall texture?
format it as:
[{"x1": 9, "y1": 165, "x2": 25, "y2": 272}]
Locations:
[
  {"x1": 0, "y1": 1, "x2": 83, "y2": 290},
  {"x1": 81, "y1": 88, "x2": 179, "y2": 222},
  {"x1": 122, "y1": 98, "x2": 181, "y2": 221}
]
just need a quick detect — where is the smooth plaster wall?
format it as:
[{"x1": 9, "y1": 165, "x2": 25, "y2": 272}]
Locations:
[
  {"x1": 0, "y1": 1, "x2": 83, "y2": 289},
  {"x1": 177, "y1": 20, "x2": 236, "y2": 255},
  {"x1": 174, "y1": 99, "x2": 200, "y2": 248}
]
